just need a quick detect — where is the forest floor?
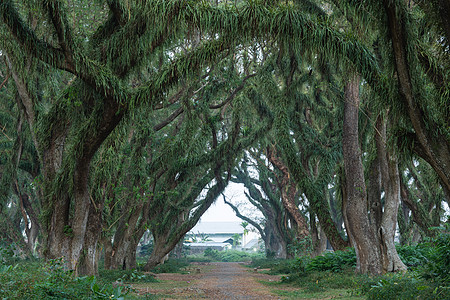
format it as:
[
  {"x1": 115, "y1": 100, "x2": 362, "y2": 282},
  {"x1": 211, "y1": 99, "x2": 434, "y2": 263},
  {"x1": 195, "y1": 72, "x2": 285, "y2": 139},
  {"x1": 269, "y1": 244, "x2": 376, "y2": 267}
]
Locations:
[{"x1": 130, "y1": 262, "x2": 362, "y2": 299}]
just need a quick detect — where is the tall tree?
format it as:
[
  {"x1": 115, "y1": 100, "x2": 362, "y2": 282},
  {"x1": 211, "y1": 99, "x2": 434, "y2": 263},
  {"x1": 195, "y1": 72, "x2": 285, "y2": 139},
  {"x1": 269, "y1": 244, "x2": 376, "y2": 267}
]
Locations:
[{"x1": 342, "y1": 75, "x2": 382, "y2": 275}]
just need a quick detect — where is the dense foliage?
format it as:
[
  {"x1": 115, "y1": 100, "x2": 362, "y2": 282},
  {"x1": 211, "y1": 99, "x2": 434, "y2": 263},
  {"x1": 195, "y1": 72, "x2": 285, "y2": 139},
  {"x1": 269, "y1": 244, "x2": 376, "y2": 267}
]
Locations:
[{"x1": 0, "y1": 3, "x2": 448, "y2": 300}]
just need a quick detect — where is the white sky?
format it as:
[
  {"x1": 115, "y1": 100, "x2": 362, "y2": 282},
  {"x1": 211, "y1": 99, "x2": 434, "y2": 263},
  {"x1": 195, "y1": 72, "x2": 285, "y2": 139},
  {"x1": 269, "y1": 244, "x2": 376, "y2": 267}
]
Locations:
[
  {"x1": 199, "y1": 182, "x2": 245, "y2": 222},
  {"x1": 200, "y1": 198, "x2": 242, "y2": 222}
]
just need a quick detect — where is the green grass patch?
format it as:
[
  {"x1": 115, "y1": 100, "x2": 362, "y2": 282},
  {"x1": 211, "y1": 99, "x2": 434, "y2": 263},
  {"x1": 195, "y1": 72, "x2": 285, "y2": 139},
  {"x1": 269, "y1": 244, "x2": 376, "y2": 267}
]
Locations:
[
  {"x1": 260, "y1": 272, "x2": 363, "y2": 299},
  {"x1": 273, "y1": 288, "x2": 362, "y2": 299},
  {"x1": 189, "y1": 249, "x2": 264, "y2": 262}
]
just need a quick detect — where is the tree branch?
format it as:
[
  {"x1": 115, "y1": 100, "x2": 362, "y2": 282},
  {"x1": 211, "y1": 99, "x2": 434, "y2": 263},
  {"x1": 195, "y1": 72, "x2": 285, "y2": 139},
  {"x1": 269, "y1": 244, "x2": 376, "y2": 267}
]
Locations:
[
  {"x1": 0, "y1": 0, "x2": 75, "y2": 73},
  {"x1": 223, "y1": 195, "x2": 266, "y2": 240}
]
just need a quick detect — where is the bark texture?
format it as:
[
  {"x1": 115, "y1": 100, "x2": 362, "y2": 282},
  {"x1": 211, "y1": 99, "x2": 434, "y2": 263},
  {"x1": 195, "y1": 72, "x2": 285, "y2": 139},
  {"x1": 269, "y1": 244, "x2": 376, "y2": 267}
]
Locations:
[
  {"x1": 375, "y1": 116, "x2": 407, "y2": 272},
  {"x1": 342, "y1": 75, "x2": 382, "y2": 275}
]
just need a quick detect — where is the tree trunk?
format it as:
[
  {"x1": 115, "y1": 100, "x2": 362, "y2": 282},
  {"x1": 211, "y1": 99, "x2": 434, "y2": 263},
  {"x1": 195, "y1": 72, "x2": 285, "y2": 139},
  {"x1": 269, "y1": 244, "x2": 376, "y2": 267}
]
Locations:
[
  {"x1": 109, "y1": 224, "x2": 135, "y2": 270},
  {"x1": 172, "y1": 238, "x2": 185, "y2": 259},
  {"x1": 264, "y1": 224, "x2": 287, "y2": 259},
  {"x1": 398, "y1": 201, "x2": 413, "y2": 246},
  {"x1": 124, "y1": 238, "x2": 139, "y2": 270},
  {"x1": 311, "y1": 214, "x2": 328, "y2": 257},
  {"x1": 367, "y1": 155, "x2": 382, "y2": 229},
  {"x1": 78, "y1": 197, "x2": 104, "y2": 276},
  {"x1": 144, "y1": 233, "x2": 173, "y2": 271},
  {"x1": 267, "y1": 147, "x2": 310, "y2": 240},
  {"x1": 375, "y1": 116, "x2": 407, "y2": 272},
  {"x1": 103, "y1": 238, "x2": 113, "y2": 270},
  {"x1": 342, "y1": 75, "x2": 382, "y2": 275}
]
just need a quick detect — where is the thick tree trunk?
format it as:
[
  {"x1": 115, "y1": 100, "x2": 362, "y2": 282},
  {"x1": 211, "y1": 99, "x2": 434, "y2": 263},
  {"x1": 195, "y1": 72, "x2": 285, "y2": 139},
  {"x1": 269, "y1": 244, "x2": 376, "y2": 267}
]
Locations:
[
  {"x1": 144, "y1": 233, "x2": 173, "y2": 271},
  {"x1": 78, "y1": 197, "x2": 104, "y2": 276},
  {"x1": 375, "y1": 116, "x2": 407, "y2": 272},
  {"x1": 342, "y1": 75, "x2": 382, "y2": 275},
  {"x1": 311, "y1": 214, "x2": 328, "y2": 257},
  {"x1": 103, "y1": 238, "x2": 114, "y2": 270},
  {"x1": 108, "y1": 213, "x2": 139, "y2": 270},
  {"x1": 124, "y1": 238, "x2": 139, "y2": 270},
  {"x1": 172, "y1": 239, "x2": 185, "y2": 259},
  {"x1": 264, "y1": 224, "x2": 287, "y2": 259},
  {"x1": 367, "y1": 156, "x2": 382, "y2": 229}
]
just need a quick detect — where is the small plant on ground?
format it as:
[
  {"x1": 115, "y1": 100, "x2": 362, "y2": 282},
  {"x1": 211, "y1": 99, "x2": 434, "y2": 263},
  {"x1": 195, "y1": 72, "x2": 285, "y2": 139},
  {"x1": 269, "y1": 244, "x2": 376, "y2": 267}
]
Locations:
[
  {"x1": 99, "y1": 268, "x2": 158, "y2": 283},
  {"x1": 147, "y1": 258, "x2": 190, "y2": 273}
]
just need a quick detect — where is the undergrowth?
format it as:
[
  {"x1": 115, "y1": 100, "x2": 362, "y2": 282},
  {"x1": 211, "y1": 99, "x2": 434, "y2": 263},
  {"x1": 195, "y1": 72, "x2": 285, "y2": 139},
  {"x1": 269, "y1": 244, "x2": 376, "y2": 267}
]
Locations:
[
  {"x1": 251, "y1": 226, "x2": 449, "y2": 299},
  {"x1": 0, "y1": 258, "x2": 128, "y2": 299}
]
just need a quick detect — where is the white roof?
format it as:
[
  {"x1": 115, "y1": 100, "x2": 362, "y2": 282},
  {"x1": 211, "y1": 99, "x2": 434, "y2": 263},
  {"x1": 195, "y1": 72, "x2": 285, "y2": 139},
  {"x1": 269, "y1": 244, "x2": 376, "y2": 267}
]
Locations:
[
  {"x1": 189, "y1": 222, "x2": 244, "y2": 234},
  {"x1": 186, "y1": 242, "x2": 231, "y2": 247},
  {"x1": 243, "y1": 238, "x2": 259, "y2": 249}
]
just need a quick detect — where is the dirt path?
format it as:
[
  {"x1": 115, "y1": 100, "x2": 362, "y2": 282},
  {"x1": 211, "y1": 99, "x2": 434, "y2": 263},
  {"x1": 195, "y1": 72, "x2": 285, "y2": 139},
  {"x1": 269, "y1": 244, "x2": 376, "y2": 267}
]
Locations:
[{"x1": 133, "y1": 262, "x2": 282, "y2": 299}]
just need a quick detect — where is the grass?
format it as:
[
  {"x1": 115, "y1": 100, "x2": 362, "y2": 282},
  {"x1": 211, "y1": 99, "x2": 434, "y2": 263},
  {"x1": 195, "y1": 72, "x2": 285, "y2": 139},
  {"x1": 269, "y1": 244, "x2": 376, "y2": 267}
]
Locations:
[
  {"x1": 257, "y1": 270, "x2": 365, "y2": 299},
  {"x1": 272, "y1": 288, "x2": 362, "y2": 299}
]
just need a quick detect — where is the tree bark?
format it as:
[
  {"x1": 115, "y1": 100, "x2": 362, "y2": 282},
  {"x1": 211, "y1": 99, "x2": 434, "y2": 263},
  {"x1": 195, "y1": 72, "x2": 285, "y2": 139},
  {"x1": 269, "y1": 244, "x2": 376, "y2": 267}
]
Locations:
[
  {"x1": 342, "y1": 75, "x2": 382, "y2": 275},
  {"x1": 367, "y1": 155, "x2": 382, "y2": 229},
  {"x1": 267, "y1": 146, "x2": 310, "y2": 240},
  {"x1": 375, "y1": 116, "x2": 407, "y2": 272},
  {"x1": 311, "y1": 213, "x2": 327, "y2": 257},
  {"x1": 108, "y1": 203, "x2": 143, "y2": 270},
  {"x1": 143, "y1": 233, "x2": 173, "y2": 271},
  {"x1": 78, "y1": 196, "x2": 104, "y2": 276}
]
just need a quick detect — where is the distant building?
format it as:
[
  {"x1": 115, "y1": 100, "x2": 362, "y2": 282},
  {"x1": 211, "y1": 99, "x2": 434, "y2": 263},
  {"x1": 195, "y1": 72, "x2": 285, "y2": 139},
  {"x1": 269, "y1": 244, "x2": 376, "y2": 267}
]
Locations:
[
  {"x1": 188, "y1": 221, "x2": 244, "y2": 243},
  {"x1": 186, "y1": 221, "x2": 260, "y2": 251}
]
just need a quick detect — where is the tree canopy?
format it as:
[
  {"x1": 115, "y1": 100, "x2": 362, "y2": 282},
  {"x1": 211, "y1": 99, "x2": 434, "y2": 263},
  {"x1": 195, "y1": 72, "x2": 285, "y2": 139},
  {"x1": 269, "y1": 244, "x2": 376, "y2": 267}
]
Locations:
[{"x1": 0, "y1": 0, "x2": 448, "y2": 276}]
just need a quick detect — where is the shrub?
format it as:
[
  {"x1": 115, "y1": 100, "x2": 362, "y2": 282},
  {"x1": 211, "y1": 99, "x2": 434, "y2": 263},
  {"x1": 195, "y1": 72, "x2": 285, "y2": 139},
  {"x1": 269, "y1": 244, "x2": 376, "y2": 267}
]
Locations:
[
  {"x1": 281, "y1": 269, "x2": 359, "y2": 291},
  {"x1": 203, "y1": 248, "x2": 220, "y2": 259},
  {"x1": 265, "y1": 249, "x2": 276, "y2": 259},
  {"x1": 0, "y1": 258, "x2": 127, "y2": 299},
  {"x1": 200, "y1": 249, "x2": 264, "y2": 262},
  {"x1": 419, "y1": 226, "x2": 450, "y2": 285},
  {"x1": 249, "y1": 258, "x2": 286, "y2": 270},
  {"x1": 396, "y1": 244, "x2": 430, "y2": 268},
  {"x1": 149, "y1": 259, "x2": 189, "y2": 273},
  {"x1": 306, "y1": 249, "x2": 356, "y2": 272},
  {"x1": 270, "y1": 257, "x2": 308, "y2": 275},
  {"x1": 359, "y1": 273, "x2": 449, "y2": 300}
]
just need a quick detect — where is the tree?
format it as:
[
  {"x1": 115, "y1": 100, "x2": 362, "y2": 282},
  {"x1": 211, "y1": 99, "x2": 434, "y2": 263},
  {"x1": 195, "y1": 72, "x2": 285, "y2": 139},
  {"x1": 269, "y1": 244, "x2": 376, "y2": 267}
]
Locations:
[
  {"x1": 1, "y1": 0, "x2": 447, "y2": 277},
  {"x1": 342, "y1": 75, "x2": 382, "y2": 275}
]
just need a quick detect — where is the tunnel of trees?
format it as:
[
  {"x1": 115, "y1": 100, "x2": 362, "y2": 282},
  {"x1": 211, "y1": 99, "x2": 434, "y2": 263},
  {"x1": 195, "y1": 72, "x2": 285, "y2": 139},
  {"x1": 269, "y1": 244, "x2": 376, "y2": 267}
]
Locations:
[{"x1": 0, "y1": 0, "x2": 448, "y2": 276}]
